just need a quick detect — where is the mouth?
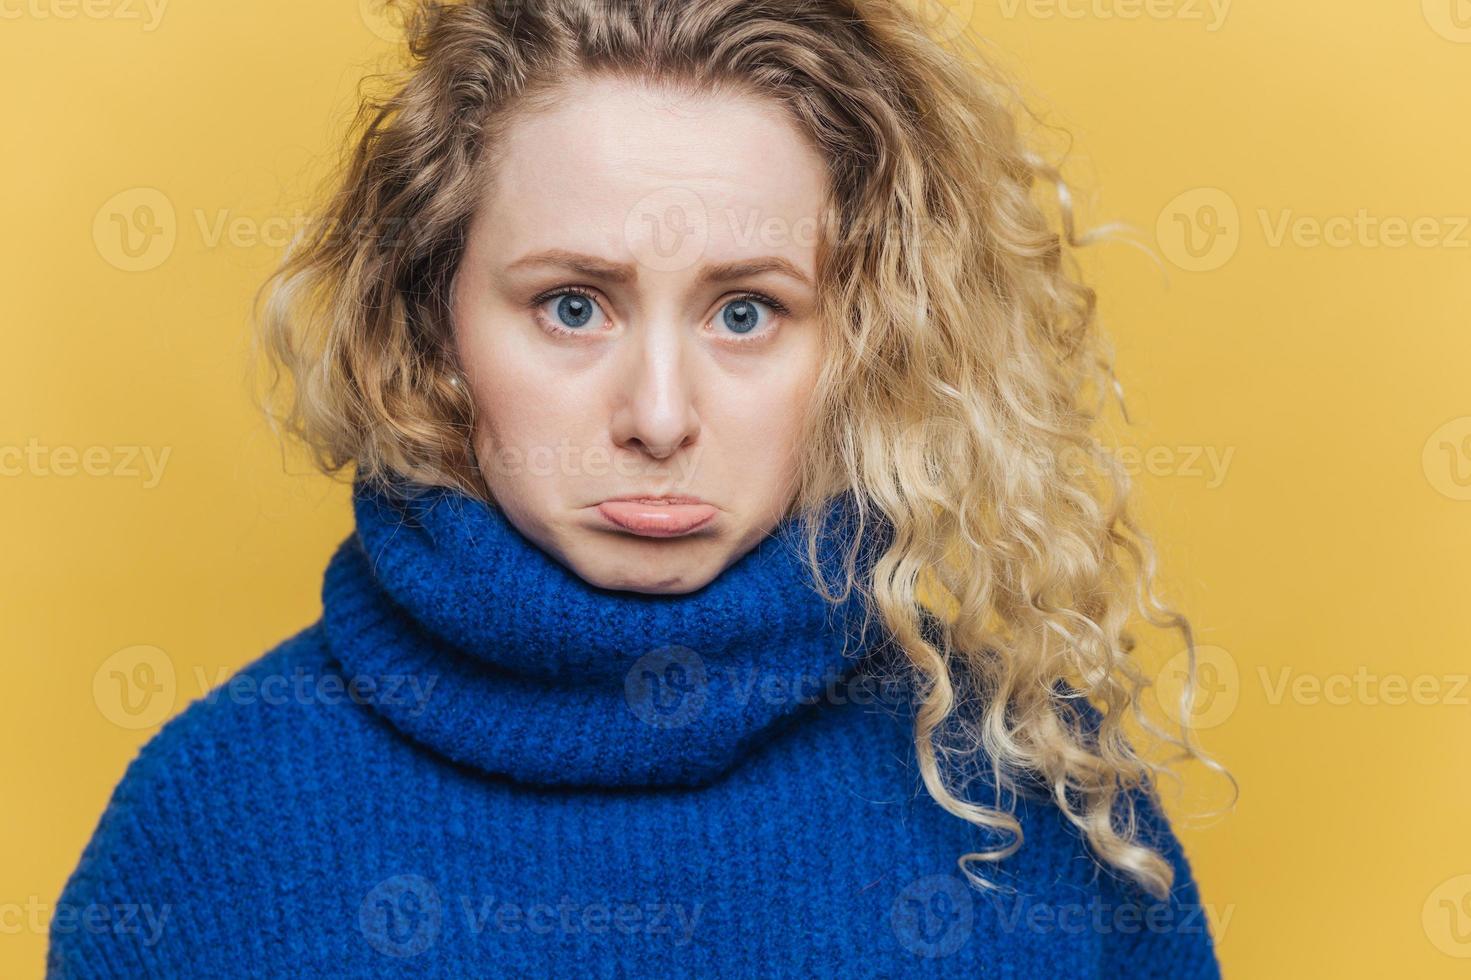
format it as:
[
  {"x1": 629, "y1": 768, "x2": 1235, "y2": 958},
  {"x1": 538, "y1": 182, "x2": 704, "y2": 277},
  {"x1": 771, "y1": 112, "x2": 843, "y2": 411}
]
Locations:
[{"x1": 594, "y1": 496, "x2": 718, "y2": 538}]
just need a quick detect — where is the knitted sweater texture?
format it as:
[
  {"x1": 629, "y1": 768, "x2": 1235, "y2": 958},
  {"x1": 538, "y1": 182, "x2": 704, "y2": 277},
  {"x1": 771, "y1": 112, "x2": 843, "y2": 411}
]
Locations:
[{"x1": 49, "y1": 480, "x2": 1223, "y2": 978}]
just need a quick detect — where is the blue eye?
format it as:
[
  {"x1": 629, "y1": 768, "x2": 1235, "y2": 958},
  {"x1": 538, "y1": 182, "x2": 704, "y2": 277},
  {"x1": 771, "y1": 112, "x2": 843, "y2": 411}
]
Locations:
[
  {"x1": 720, "y1": 297, "x2": 770, "y2": 336},
  {"x1": 535, "y1": 290, "x2": 606, "y2": 334},
  {"x1": 553, "y1": 293, "x2": 596, "y2": 328}
]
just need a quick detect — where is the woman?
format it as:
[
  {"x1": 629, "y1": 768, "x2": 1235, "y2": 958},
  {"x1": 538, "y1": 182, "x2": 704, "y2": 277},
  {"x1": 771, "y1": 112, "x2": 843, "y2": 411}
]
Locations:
[{"x1": 51, "y1": 0, "x2": 1232, "y2": 975}]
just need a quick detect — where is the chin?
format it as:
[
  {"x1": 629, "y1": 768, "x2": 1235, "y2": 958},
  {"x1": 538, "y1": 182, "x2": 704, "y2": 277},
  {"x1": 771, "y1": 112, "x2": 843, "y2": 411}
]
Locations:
[{"x1": 567, "y1": 538, "x2": 730, "y2": 596}]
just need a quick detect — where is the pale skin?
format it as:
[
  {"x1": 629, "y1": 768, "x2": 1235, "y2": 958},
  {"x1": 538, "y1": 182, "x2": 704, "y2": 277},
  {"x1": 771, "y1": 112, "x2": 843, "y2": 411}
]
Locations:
[{"x1": 450, "y1": 74, "x2": 829, "y2": 594}]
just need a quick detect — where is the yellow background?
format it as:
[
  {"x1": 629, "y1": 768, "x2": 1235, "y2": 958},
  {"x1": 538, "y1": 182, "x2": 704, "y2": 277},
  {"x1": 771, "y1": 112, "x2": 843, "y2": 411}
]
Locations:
[{"x1": 4, "y1": 1, "x2": 1470, "y2": 975}]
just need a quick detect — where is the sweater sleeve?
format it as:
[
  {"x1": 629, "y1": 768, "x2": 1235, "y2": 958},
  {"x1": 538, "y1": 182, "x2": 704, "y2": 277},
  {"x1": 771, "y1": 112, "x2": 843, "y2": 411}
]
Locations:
[
  {"x1": 1094, "y1": 780, "x2": 1224, "y2": 979},
  {"x1": 48, "y1": 637, "x2": 324, "y2": 978},
  {"x1": 47, "y1": 721, "x2": 194, "y2": 978}
]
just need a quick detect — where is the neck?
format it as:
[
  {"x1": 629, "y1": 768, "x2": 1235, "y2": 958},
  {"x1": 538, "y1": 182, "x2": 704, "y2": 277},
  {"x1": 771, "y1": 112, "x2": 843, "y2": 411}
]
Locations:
[{"x1": 318, "y1": 478, "x2": 894, "y2": 788}]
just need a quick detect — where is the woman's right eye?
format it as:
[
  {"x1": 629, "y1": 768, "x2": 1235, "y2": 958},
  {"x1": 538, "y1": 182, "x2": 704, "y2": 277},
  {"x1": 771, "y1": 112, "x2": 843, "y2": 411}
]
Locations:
[{"x1": 534, "y1": 290, "x2": 609, "y2": 335}]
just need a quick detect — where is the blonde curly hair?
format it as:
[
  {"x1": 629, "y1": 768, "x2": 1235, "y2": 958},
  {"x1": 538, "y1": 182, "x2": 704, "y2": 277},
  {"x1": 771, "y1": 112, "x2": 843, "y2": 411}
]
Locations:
[{"x1": 253, "y1": 0, "x2": 1236, "y2": 901}]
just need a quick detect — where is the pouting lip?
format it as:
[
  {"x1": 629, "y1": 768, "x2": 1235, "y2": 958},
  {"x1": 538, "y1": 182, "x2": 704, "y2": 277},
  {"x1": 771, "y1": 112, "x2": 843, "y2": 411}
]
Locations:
[
  {"x1": 597, "y1": 493, "x2": 710, "y2": 506},
  {"x1": 595, "y1": 505, "x2": 717, "y2": 538}
]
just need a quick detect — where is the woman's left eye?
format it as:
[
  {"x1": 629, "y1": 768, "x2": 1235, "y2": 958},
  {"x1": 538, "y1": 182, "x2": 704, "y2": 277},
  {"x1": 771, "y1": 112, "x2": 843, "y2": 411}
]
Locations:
[{"x1": 714, "y1": 296, "x2": 780, "y2": 339}]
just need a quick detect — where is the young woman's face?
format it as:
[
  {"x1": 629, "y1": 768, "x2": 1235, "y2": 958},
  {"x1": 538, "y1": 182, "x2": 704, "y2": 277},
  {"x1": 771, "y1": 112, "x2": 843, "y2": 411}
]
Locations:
[{"x1": 451, "y1": 75, "x2": 828, "y2": 594}]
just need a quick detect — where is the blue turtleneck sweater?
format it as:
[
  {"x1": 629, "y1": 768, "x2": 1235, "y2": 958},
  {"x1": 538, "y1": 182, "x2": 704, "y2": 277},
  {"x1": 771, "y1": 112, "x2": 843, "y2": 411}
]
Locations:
[{"x1": 49, "y1": 479, "x2": 1222, "y2": 977}]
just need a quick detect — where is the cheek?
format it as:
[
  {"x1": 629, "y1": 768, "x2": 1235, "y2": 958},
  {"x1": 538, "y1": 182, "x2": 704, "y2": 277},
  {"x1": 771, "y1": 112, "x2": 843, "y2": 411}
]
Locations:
[
  {"x1": 710, "y1": 348, "x2": 820, "y2": 476},
  {"x1": 456, "y1": 310, "x2": 577, "y2": 453}
]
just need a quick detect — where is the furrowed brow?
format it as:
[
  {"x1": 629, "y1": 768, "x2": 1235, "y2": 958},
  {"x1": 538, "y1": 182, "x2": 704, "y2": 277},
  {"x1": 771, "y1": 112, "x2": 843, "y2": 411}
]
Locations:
[
  {"x1": 697, "y1": 258, "x2": 813, "y2": 289},
  {"x1": 507, "y1": 250, "x2": 814, "y2": 289},
  {"x1": 506, "y1": 249, "x2": 638, "y2": 284}
]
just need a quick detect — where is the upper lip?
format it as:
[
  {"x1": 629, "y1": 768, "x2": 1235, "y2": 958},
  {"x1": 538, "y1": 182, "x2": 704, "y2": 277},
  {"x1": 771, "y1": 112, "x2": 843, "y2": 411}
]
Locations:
[{"x1": 599, "y1": 494, "x2": 709, "y2": 505}]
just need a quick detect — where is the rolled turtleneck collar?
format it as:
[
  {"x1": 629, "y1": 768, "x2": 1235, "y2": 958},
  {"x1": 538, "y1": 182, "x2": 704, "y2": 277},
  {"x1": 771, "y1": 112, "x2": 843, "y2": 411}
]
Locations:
[{"x1": 319, "y1": 478, "x2": 894, "y2": 788}]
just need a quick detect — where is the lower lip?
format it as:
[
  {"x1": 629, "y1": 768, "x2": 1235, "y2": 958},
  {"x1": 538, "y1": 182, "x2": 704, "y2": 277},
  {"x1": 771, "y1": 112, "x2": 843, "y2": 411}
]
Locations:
[{"x1": 595, "y1": 500, "x2": 717, "y2": 538}]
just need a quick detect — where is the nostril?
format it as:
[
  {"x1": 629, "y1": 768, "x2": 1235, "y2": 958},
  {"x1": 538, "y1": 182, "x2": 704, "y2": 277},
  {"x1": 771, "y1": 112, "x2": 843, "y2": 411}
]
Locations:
[{"x1": 629, "y1": 439, "x2": 678, "y2": 460}]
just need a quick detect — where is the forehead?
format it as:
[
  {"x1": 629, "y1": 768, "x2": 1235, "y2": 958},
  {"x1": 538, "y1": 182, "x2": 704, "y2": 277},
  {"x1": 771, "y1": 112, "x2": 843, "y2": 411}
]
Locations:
[{"x1": 479, "y1": 75, "x2": 829, "y2": 271}]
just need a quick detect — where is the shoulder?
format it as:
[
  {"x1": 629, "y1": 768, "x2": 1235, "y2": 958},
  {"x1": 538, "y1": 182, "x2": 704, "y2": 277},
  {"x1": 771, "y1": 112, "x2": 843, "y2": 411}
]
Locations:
[
  {"x1": 1055, "y1": 693, "x2": 1224, "y2": 977},
  {"x1": 802, "y1": 680, "x2": 1224, "y2": 977},
  {"x1": 77, "y1": 624, "x2": 362, "y2": 802},
  {"x1": 1084, "y1": 779, "x2": 1223, "y2": 979},
  {"x1": 48, "y1": 623, "x2": 369, "y2": 976}
]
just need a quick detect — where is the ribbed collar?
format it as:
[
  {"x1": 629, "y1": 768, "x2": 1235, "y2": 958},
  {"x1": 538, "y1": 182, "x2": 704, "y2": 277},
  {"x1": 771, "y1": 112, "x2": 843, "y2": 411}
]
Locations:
[{"x1": 319, "y1": 478, "x2": 894, "y2": 788}]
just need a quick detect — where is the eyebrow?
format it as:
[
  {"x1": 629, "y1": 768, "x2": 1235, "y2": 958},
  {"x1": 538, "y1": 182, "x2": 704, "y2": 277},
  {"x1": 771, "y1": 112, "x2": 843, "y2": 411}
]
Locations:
[{"x1": 505, "y1": 248, "x2": 814, "y2": 288}]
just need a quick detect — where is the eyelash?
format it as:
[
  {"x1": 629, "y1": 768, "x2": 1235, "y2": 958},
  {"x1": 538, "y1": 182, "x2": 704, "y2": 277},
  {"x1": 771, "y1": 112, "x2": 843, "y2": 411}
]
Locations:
[{"x1": 528, "y1": 286, "x2": 790, "y2": 344}]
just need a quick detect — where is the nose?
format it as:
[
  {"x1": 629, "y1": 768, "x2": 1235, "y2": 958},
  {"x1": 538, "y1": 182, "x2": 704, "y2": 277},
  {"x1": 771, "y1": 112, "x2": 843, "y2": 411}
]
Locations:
[{"x1": 608, "y1": 323, "x2": 701, "y2": 461}]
